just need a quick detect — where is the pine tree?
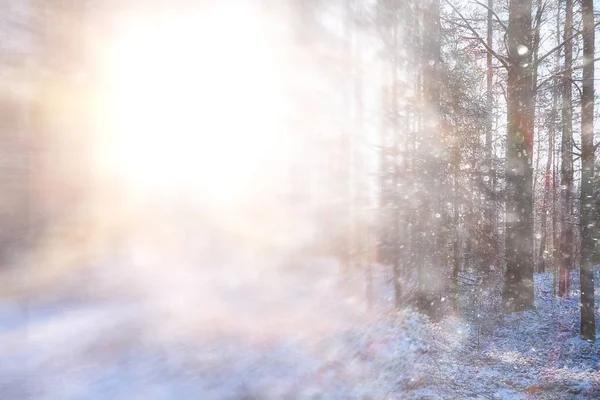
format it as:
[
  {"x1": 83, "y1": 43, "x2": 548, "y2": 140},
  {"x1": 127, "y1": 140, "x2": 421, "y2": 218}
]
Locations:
[
  {"x1": 559, "y1": 0, "x2": 574, "y2": 297},
  {"x1": 502, "y1": 0, "x2": 535, "y2": 312},
  {"x1": 579, "y1": 0, "x2": 596, "y2": 342}
]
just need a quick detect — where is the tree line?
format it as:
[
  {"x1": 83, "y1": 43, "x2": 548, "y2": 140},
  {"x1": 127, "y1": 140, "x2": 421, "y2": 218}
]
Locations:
[{"x1": 290, "y1": 0, "x2": 598, "y2": 342}]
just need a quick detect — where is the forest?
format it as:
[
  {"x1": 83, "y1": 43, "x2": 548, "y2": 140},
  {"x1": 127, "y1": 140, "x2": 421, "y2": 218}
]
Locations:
[{"x1": 0, "y1": 0, "x2": 598, "y2": 399}]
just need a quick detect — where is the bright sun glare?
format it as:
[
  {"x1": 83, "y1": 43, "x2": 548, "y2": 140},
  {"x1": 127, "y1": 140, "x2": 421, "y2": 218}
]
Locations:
[{"x1": 96, "y1": 3, "x2": 286, "y2": 201}]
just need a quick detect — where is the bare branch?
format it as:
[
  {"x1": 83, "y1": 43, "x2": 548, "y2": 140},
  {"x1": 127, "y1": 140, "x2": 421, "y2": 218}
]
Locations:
[
  {"x1": 536, "y1": 57, "x2": 600, "y2": 91},
  {"x1": 443, "y1": 0, "x2": 509, "y2": 69},
  {"x1": 472, "y1": 0, "x2": 507, "y2": 31},
  {"x1": 536, "y1": 20, "x2": 600, "y2": 67}
]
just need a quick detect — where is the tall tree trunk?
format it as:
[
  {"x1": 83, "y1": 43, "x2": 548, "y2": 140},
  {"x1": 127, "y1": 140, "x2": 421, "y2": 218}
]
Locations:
[
  {"x1": 533, "y1": 136, "x2": 542, "y2": 212},
  {"x1": 549, "y1": 0, "x2": 561, "y2": 282},
  {"x1": 559, "y1": 0, "x2": 573, "y2": 297},
  {"x1": 350, "y1": 1, "x2": 368, "y2": 303},
  {"x1": 553, "y1": 128, "x2": 560, "y2": 295},
  {"x1": 579, "y1": 0, "x2": 596, "y2": 343},
  {"x1": 452, "y1": 139, "x2": 461, "y2": 311},
  {"x1": 378, "y1": 79, "x2": 389, "y2": 266},
  {"x1": 538, "y1": 128, "x2": 554, "y2": 273},
  {"x1": 538, "y1": 22, "x2": 560, "y2": 273},
  {"x1": 502, "y1": 0, "x2": 535, "y2": 312},
  {"x1": 390, "y1": 21, "x2": 402, "y2": 309},
  {"x1": 392, "y1": 69, "x2": 401, "y2": 309},
  {"x1": 485, "y1": 0, "x2": 496, "y2": 271},
  {"x1": 418, "y1": 0, "x2": 442, "y2": 317},
  {"x1": 532, "y1": 0, "x2": 544, "y2": 270}
]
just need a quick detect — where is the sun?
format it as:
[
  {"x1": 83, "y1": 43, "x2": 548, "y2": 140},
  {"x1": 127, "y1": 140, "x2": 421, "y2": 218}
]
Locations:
[{"x1": 93, "y1": 3, "x2": 286, "y2": 202}]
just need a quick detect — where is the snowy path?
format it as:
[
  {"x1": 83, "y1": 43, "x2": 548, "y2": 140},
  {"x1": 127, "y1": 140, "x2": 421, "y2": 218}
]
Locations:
[{"x1": 0, "y1": 258, "x2": 598, "y2": 399}]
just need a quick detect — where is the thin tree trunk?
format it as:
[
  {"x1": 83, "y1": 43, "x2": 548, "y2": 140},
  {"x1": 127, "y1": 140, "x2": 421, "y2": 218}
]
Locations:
[
  {"x1": 538, "y1": 46, "x2": 559, "y2": 273},
  {"x1": 419, "y1": 0, "x2": 442, "y2": 317},
  {"x1": 452, "y1": 142, "x2": 461, "y2": 311},
  {"x1": 485, "y1": 0, "x2": 495, "y2": 270},
  {"x1": 551, "y1": 0, "x2": 561, "y2": 291},
  {"x1": 366, "y1": 231, "x2": 373, "y2": 310},
  {"x1": 350, "y1": 1, "x2": 368, "y2": 303},
  {"x1": 342, "y1": 0, "x2": 353, "y2": 275},
  {"x1": 391, "y1": 25, "x2": 401, "y2": 309},
  {"x1": 532, "y1": 0, "x2": 543, "y2": 94},
  {"x1": 378, "y1": 79, "x2": 389, "y2": 266},
  {"x1": 532, "y1": 0, "x2": 544, "y2": 270},
  {"x1": 559, "y1": 0, "x2": 573, "y2": 297},
  {"x1": 533, "y1": 132, "x2": 542, "y2": 198},
  {"x1": 579, "y1": 0, "x2": 596, "y2": 342}
]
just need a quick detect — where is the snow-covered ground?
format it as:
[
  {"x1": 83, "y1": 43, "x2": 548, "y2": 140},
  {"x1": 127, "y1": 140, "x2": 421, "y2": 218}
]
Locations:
[{"x1": 0, "y1": 255, "x2": 598, "y2": 399}]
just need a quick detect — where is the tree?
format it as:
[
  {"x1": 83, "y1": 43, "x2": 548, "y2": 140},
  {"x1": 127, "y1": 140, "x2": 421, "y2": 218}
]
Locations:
[
  {"x1": 534, "y1": 0, "x2": 552, "y2": 274},
  {"x1": 416, "y1": 0, "x2": 443, "y2": 317},
  {"x1": 502, "y1": 0, "x2": 535, "y2": 312},
  {"x1": 374, "y1": 0, "x2": 412, "y2": 309},
  {"x1": 559, "y1": 0, "x2": 574, "y2": 298},
  {"x1": 483, "y1": 0, "x2": 496, "y2": 276},
  {"x1": 579, "y1": 0, "x2": 595, "y2": 342},
  {"x1": 443, "y1": 0, "x2": 539, "y2": 313}
]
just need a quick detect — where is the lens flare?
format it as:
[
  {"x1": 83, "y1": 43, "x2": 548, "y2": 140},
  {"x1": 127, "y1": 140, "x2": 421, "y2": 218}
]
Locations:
[{"x1": 95, "y1": 4, "x2": 286, "y2": 202}]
